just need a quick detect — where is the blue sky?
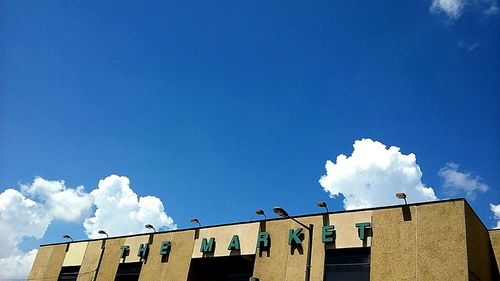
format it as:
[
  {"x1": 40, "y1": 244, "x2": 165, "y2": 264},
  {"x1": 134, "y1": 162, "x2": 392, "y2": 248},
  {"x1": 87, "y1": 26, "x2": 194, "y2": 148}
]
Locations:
[{"x1": 0, "y1": 0, "x2": 499, "y2": 279}]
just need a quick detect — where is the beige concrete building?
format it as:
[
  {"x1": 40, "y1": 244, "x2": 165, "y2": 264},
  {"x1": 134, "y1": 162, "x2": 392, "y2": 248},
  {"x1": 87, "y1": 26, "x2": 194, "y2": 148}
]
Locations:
[{"x1": 29, "y1": 199, "x2": 500, "y2": 281}]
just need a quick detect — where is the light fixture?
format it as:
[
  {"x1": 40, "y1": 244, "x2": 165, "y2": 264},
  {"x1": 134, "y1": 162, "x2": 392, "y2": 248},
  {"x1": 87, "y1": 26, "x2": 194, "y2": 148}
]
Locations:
[
  {"x1": 396, "y1": 192, "x2": 407, "y2": 205},
  {"x1": 272, "y1": 207, "x2": 290, "y2": 218},
  {"x1": 255, "y1": 209, "x2": 267, "y2": 220},
  {"x1": 190, "y1": 218, "x2": 201, "y2": 227},
  {"x1": 98, "y1": 230, "x2": 109, "y2": 238},
  {"x1": 272, "y1": 206, "x2": 313, "y2": 281},
  {"x1": 62, "y1": 234, "x2": 73, "y2": 242},
  {"x1": 145, "y1": 224, "x2": 156, "y2": 232},
  {"x1": 316, "y1": 201, "x2": 329, "y2": 213}
]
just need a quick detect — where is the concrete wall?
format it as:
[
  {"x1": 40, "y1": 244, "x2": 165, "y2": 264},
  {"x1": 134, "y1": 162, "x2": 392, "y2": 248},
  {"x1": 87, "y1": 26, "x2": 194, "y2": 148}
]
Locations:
[
  {"x1": 94, "y1": 238, "x2": 125, "y2": 280},
  {"x1": 252, "y1": 211, "x2": 372, "y2": 281},
  {"x1": 489, "y1": 230, "x2": 500, "y2": 272},
  {"x1": 77, "y1": 240, "x2": 104, "y2": 281},
  {"x1": 139, "y1": 230, "x2": 195, "y2": 281},
  {"x1": 192, "y1": 222, "x2": 259, "y2": 258},
  {"x1": 63, "y1": 241, "x2": 88, "y2": 266},
  {"x1": 28, "y1": 243, "x2": 67, "y2": 281},
  {"x1": 28, "y1": 200, "x2": 499, "y2": 281},
  {"x1": 371, "y1": 200, "x2": 468, "y2": 281},
  {"x1": 465, "y1": 202, "x2": 499, "y2": 280}
]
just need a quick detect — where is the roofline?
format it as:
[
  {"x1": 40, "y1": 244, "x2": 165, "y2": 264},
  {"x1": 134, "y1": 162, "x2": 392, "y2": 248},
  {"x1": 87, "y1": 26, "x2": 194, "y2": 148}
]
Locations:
[
  {"x1": 462, "y1": 199, "x2": 496, "y2": 232},
  {"x1": 40, "y1": 198, "x2": 466, "y2": 247}
]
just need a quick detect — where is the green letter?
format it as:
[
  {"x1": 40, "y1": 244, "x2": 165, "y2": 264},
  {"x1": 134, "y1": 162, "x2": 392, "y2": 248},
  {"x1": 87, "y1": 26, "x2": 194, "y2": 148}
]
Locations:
[
  {"x1": 200, "y1": 238, "x2": 215, "y2": 252},
  {"x1": 119, "y1": 245, "x2": 130, "y2": 258},
  {"x1": 256, "y1": 232, "x2": 270, "y2": 248},
  {"x1": 137, "y1": 243, "x2": 149, "y2": 257},
  {"x1": 355, "y1": 222, "x2": 371, "y2": 240},
  {"x1": 288, "y1": 228, "x2": 303, "y2": 245},
  {"x1": 227, "y1": 235, "x2": 240, "y2": 251},
  {"x1": 322, "y1": 225, "x2": 335, "y2": 243},
  {"x1": 159, "y1": 241, "x2": 171, "y2": 255}
]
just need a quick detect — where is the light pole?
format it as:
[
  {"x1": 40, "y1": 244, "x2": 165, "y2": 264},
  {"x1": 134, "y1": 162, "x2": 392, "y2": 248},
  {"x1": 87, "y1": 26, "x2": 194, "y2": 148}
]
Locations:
[
  {"x1": 98, "y1": 230, "x2": 109, "y2": 238},
  {"x1": 255, "y1": 209, "x2": 267, "y2": 220},
  {"x1": 316, "y1": 201, "x2": 329, "y2": 213},
  {"x1": 396, "y1": 192, "x2": 408, "y2": 205},
  {"x1": 62, "y1": 235, "x2": 73, "y2": 242},
  {"x1": 145, "y1": 224, "x2": 156, "y2": 232},
  {"x1": 273, "y1": 207, "x2": 313, "y2": 281},
  {"x1": 190, "y1": 218, "x2": 201, "y2": 227}
]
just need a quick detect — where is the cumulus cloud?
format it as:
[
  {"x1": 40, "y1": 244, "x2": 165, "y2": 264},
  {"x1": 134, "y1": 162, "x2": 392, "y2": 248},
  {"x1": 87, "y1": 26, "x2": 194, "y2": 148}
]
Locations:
[
  {"x1": 84, "y1": 175, "x2": 176, "y2": 238},
  {"x1": 21, "y1": 177, "x2": 93, "y2": 221},
  {"x1": 0, "y1": 250, "x2": 38, "y2": 280},
  {"x1": 438, "y1": 162, "x2": 488, "y2": 200},
  {"x1": 430, "y1": 0, "x2": 465, "y2": 19},
  {"x1": 430, "y1": 0, "x2": 499, "y2": 20},
  {"x1": 490, "y1": 203, "x2": 500, "y2": 229},
  {"x1": 0, "y1": 174, "x2": 175, "y2": 279},
  {"x1": 319, "y1": 139, "x2": 437, "y2": 210},
  {"x1": 0, "y1": 189, "x2": 50, "y2": 258},
  {"x1": 0, "y1": 177, "x2": 93, "y2": 280}
]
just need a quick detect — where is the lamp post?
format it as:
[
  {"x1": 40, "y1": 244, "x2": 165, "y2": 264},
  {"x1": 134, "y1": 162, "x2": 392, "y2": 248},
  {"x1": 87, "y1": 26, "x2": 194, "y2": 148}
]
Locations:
[
  {"x1": 145, "y1": 224, "x2": 156, "y2": 232},
  {"x1": 97, "y1": 230, "x2": 109, "y2": 238},
  {"x1": 255, "y1": 209, "x2": 267, "y2": 220},
  {"x1": 62, "y1": 235, "x2": 73, "y2": 242},
  {"x1": 316, "y1": 201, "x2": 329, "y2": 213},
  {"x1": 273, "y1": 207, "x2": 313, "y2": 281},
  {"x1": 396, "y1": 192, "x2": 408, "y2": 205},
  {"x1": 190, "y1": 218, "x2": 201, "y2": 227}
]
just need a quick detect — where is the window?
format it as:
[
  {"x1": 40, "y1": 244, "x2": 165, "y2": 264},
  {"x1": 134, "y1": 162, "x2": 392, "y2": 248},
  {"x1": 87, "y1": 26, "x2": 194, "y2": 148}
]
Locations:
[
  {"x1": 57, "y1": 266, "x2": 80, "y2": 281},
  {"x1": 187, "y1": 255, "x2": 255, "y2": 281},
  {"x1": 114, "y1": 262, "x2": 142, "y2": 281},
  {"x1": 324, "y1": 247, "x2": 370, "y2": 281}
]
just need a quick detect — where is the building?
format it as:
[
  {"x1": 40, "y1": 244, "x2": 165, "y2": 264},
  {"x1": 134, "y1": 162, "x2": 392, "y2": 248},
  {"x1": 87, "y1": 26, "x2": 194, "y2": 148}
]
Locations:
[{"x1": 29, "y1": 198, "x2": 500, "y2": 281}]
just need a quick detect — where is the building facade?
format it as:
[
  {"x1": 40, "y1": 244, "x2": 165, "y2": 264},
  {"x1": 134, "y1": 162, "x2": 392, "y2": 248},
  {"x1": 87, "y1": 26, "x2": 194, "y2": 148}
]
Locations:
[{"x1": 29, "y1": 199, "x2": 500, "y2": 281}]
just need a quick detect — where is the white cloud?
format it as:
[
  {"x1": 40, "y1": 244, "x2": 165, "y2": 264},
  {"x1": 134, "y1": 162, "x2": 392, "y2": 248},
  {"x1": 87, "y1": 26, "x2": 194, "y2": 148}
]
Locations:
[
  {"x1": 490, "y1": 203, "x2": 500, "y2": 229},
  {"x1": 438, "y1": 162, "x2": 488, "y2": 200},
  {"x1": 0, "y1": 174, "x2": 175, "y2": 279},
  {"x1": 484, "y1": 4, "x2": 498, "y2": 14},
  {"x1": 83, "y1": 175, "x2": 176, "y2": 238},
  {"x1": 0, "y1": 188, "x2": 50, "y2": 280},
  {"x1": 0, "y1": 249, "x2": 38, "y2": 281},
  {"x1": 483, "y1": 0, "x2": 499, "y2": 14},
  {"x1": 430, "y1": 0, "x2": 499, "y2": 20},
  {"x1": 430, "y1": 0, "x2": 465, "y2": 19},
  {"x1": 319, "y1": 139, "x2": 437, "y2": 210},
  {"x1": 0, "y1": 177, "x2": 92, "y2": 280},
  {"x1": 458, "y1": 40, "x2": 480, "y2": 51},
  {"x1": 21, "y1": 177, "x2": 93, "y2": 221},
  {"x1": 0, "y1": 189, "x2": 50, "y2": 258}
]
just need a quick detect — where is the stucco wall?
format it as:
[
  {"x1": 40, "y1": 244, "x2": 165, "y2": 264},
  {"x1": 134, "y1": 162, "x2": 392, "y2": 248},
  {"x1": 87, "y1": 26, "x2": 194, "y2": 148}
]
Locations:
[
  {"x1": 252, "y1": 211, "x2": 372, "y2": 281},
  {"x1": 371, "y1": 200, "x2": 468, "y2": 281},
  {"x1": 489, "y1": 230, "x2": 500, "y2": 272},
  {"x1": 28, "y1": 243, "x2": 67, "y2": 281},
  {"x1": 94, "y1": 238, "x2": 125, "y2": 280},
  {"x1": 139, "y1": 230, "x2": 195, "y2": 281},
  {"x1": 192, "y1": 222, "x2": 259, "y2": 258},
  {"x1": 76, "y1": 240, "x2": 103, "y2": 281},
  {"x1": 29, "y1": 200, "x2": 498, "y2": 281},
  {"x1": 465, "y1": 202, "x2": 499, "y2": 280},
  {"x1": 62, "y1": 241, "x2": 88, "y2": 266}
]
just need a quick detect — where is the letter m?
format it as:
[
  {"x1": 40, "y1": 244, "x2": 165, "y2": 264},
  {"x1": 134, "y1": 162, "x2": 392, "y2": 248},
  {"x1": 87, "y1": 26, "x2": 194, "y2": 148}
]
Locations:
[{"x1": 200, "y1": 238, "x2": 215, "y2": 253}]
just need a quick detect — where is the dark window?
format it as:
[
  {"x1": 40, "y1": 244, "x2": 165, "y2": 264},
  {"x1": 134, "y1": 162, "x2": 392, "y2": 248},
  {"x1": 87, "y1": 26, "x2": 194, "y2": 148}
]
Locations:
[
  {"x1": 114, "y1": 262, "x2": 142, "y2": 281},
  {"x1": 324, "y1": 247, "x2": 370, "y2": 281},
  {"x1": 187, "y1": 255, "x2": 255, "y2": 281},
  {"x1": 58, "y1": 266, "x2": 80, "y2": 281}
]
